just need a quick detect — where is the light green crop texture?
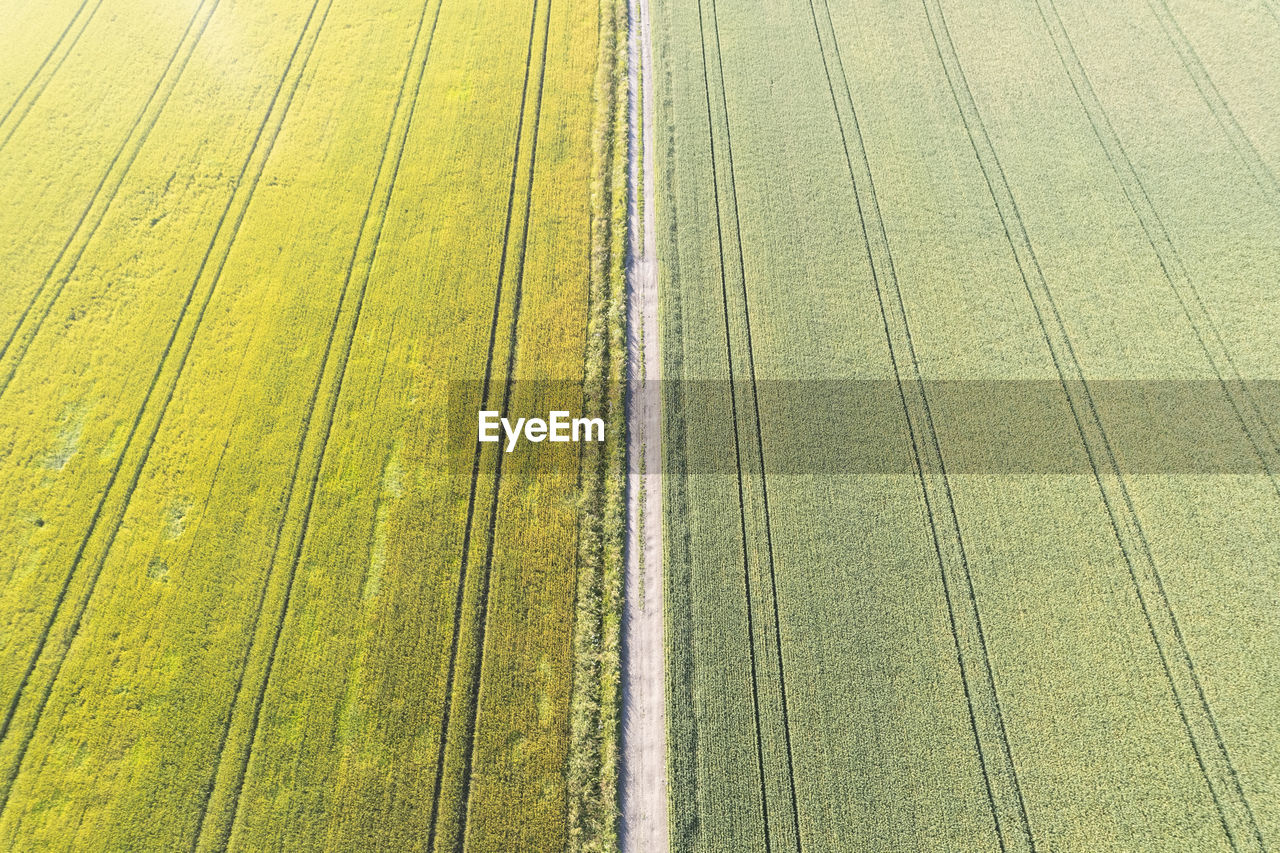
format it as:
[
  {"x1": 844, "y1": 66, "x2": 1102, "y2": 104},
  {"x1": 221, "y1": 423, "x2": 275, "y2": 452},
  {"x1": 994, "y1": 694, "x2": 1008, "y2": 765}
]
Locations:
[{"x1": 654, "y1": 0, "x2": 1280, "y2": 849}]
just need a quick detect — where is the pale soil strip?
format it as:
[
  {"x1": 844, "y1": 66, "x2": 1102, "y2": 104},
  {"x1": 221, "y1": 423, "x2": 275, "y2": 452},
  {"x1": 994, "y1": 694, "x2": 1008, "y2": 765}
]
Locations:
[{"x1": 619, "y1": 0, "x2": 665, "y2": 842}]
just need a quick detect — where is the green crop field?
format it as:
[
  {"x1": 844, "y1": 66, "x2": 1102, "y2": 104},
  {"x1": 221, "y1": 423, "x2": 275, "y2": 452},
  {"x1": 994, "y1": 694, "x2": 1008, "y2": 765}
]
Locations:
[
  {"x1": 654, "y1": 0, "x2": 1280, "y2": 849},
  {"x1": 0, "y1": 0, "x2": 627, "y2": 849}
]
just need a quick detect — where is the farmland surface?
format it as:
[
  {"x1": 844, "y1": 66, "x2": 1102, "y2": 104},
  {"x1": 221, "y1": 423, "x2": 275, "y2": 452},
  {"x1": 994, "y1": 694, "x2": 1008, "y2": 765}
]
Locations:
[
  {"x1": 0, "y1": 0, "x2": 625, "y2": 849},
  {"x1": 653, "y1": 0, "x2": 1280, "y2": 849}
]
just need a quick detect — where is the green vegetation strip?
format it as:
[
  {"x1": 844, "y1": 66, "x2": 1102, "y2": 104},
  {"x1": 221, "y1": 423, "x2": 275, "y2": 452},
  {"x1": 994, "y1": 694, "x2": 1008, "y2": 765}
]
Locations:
[{"x1": 567, "y1": 0, "x2": 630, "y2": 847}]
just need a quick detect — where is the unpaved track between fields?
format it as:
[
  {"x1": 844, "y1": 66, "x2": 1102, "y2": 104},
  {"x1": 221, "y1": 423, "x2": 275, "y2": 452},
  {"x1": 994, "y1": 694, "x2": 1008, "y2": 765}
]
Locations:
[{"x1": 620, "y1": 0, "x2": 665, "y2": 843}]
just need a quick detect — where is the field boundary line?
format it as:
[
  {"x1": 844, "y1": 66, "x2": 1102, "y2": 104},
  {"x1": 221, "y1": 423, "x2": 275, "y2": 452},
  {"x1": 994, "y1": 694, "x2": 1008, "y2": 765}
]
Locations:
[
  {"x1": 422, "y1": 2, "x2": 545, "y2": 849},
  {"x1": 1032, "y1": 0, "x2": 1280, "y2": 505},
  {"x1": 566, "y1": 0, "x2": 629, "y2": 843},
  {"x1": 694, "y1": 0, "x2": 803, "y2": 847},
  {"x1": 0, "y1": 0, "x2": 224, "y2": 400},
  {"x1": 648, "y1": 0, "x2": 706, "y2": 842},
  {"x1": 191, "y1": 1, "x2": 446, "y2": 848},
  {"x1": 455, "y1": 0, "x2": 555, "y2": 847},
  {"x1": 1144, "y1": 0, "x2": 1280, "y2": 205},
  {"x1": 565, "y1": 0, "x2": 631, "y2": 842},
  {"x1": 642, "y1": 0, "x2": 707, "y2": 845},
  {"x1": 806, "y1": 2, "x2": 1034, "y2": 850},
  {"x1": 920, "y1": 0, "x2": 1264, "y2": 849},
  {"x1": 0, "y1": 0, "x2": 334, "y2": 817},
  {"x1": 0, "y1": 0, "x2": 107, "y2": 151}
]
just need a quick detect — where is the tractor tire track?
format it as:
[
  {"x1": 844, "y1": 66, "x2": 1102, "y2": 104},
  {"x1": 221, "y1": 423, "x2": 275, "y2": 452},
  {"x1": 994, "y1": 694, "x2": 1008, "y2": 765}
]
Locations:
[
  {"x1": 695, "y1": 0, "x2": 802, "y2": 847},
  {"x1": 420, "y1": 14, "x2": 541, "y2": 842},
  {"x1": 692, "y1": 0, "x2": 771, "y2": 846},
  {"x1": 807, "y1": 2, "x2": 1035, "y2": 850},
  {"x1": 454, "y1": 1, "x2": 554, "y2": 848},
  {"x1": 419, "y1": 3, "x2": 545, "y2": 845},
  {"x1": 0, "y1": 0, "x2": 107, "y2": 151},
  {"x1": 0, "y1": 0, "x2": 224, "y2": 400},
  {"x1": 0, "y1": 0, "x2": 333, "y2": 816},
  {"x1": 704, "y1": 0, "x2": 803, "y2": 848},
  {"x1": 192, "y1": 0, "x2": 445, "y2": 847},
  {"x1": 920, "y1": 0, "x2": 1265, "y2": 849},
  {"x1": 1032, "y1": 0, "x2": 1280, "y2": 503},
  {"x1": 1144, "y1": 0, "x2": 1280, "y2": 206}
]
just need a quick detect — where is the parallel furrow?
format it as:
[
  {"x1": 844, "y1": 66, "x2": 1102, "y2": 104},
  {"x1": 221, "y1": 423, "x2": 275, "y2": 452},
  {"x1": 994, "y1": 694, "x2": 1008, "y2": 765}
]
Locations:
[
  {"x1": 0, "y1": 0, "x2": 224, "y2": 399},
  {"x1": 920, "y1": 0, "x2": 1265, "y2": 850},
  {"x1": 1031, "y1": 0, "x2": 1280, "y2": 493},
  {"x1": 455, "y1": 0, "x2": 554, "y2": 847},
  {"x1": 0, "y1": 0, "x2": 334, "y2": 816},
  {"x1": 0, "y1": 0, "x2": 107, "y2": 151},
  {"x1": 695, "y1": 0, "x2": 802, "y2": 847},
  {"x1": 191, "y1": 0, "x2": 445, "y2": 847},
  {"x1": 807, "y1": 1, "x2": 1034, "y2": 850},
  {"x1": 421, "y1": 1, "x2": 544, "y2": 849},
  {"x1": 705, "y1": 0, "x2": 803, "y2": 849},
  {"x1": 691, "y1": 0, "x2": 771, "y2": 845},
  {"x1": 1144, "y1": 0, "x2": 1280, "y2": 205}
]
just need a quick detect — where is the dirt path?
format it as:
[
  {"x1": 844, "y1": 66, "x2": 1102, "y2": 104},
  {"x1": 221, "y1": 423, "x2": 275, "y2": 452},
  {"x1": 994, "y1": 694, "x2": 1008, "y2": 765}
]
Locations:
[{"x1": 619, "y1": 0, "x2": 664, "y2": 844}]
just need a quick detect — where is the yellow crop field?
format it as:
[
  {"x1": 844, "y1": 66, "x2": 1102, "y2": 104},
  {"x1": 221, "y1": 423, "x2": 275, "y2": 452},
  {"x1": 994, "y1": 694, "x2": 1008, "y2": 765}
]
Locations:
[{"x1": 0, "y1": 0, "x2": 626, "y2": 848}]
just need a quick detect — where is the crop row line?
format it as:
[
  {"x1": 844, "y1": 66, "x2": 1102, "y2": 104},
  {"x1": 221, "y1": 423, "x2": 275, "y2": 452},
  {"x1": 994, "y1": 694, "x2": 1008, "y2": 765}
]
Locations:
[
  {"x1": 694, "y1": 0, "x2": 802, "y2": 848},
  {"x1": 0, "y1": 0, "x2": 224, "y2": 401},
  {"x1": 1143, "y1": 0, "x2": 1280, "y2": 206},
  {"x1": 190, "y1": 0, "x2": 446, "y2": 847},
  {"x1": 0, "y1": 0, "x2": 107, "y2": 152},
  {"x1": 1031, "y1": 0, "x2": 1280, "y2": 533},
  {"x1": 1026, "y1": 2, "x2": 1270, "y2": 848},
  {"x1": 0, "y1": 0, "x2": 332, "y2": 820},
  {"x1": 703, "y1": 0, "x2": 804, "y2": 849},
  {"x1": 454, "y1": 1, "x2": 556, "y2": 847},
  {"x1": 423, "y1": 1, "x2": 551, "y2": 849},
  {"x1": 696, "y1": 1, "x2": 773, "y2": 837},
  {"x1": 805, "y1": 2, "x2": 1035, "y2": 850},
  {"x1": 920, "y1": 1, "x2": 1264, "y2": 850}
]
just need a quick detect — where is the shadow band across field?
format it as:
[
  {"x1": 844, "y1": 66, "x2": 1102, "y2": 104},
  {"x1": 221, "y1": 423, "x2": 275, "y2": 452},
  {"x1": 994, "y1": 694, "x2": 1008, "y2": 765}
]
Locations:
[{"x1": 446, "y1": 379, "x2": 1280, "y2": 475}]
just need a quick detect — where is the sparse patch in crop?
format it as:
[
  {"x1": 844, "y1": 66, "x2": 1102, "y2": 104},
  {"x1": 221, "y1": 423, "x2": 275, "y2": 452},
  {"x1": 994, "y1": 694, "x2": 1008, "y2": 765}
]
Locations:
[
  {"x1": 146, "y1": 559, "x2": 169, "y2": 582},
  {"x1": 39, "y1": 402, "x2": 87, "y2": 471}
]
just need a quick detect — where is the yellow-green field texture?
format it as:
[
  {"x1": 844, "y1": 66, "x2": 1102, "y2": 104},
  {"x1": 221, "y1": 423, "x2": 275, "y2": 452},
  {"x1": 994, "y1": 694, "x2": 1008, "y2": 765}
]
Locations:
[{"x1": 0, "y1": 0, "x2": 623, "y2": 849}]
